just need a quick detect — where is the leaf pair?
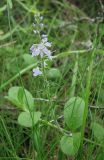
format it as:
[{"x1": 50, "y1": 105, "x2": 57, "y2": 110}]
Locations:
[
  {"x1": 6, "y1": 86, "x2": 41, "y2": 127},
  {"x1": 60, "y1": 97, "x2": 85, "y2": 156}
]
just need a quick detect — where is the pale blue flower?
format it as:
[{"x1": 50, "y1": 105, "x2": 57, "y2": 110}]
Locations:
[
  {"x1": 30, "y1": 44, "x2": 40, "y2": 57},
  {"x1": 33, "y1": 67, "x2": 42, "y2": 76},
  {"x1": 42, "y1": 46, "x2": 52, "y2": 59},
  {"x1": 30, "y1": 36, "x2": 52, "y2": 60}
]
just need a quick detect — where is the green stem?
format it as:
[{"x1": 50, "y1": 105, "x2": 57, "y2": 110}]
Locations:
[
  {"x1": 40, "y1": 119, "x2": 102, "y2": 147},
  {"x1": 70, "y1": 54, "x2": 78, "y2": 98},
  {"x1": 80, "y1": 48, "x2": 95, "y2": 158},
  {"x1": 40, "y1": 119, "x2": 71, "y2": 135}
]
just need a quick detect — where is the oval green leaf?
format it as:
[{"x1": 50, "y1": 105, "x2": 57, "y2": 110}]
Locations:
[
  {"x1": 47, "y1": 68, "x2": 61, "y2": 80},
  {"x1": 64, "y1": 97, "x2": 85, "y2": 131},
  {"x1": 60, "y1": 132, "x2": 81, "y2": 156},
  {"x1": 91, "y1": 122, "x2": 104, "y2": 143},
  {"x1": 6, "y1": 86, "x2": 34, "y2": 111},
  {"x1": 18, "y1": 111, "x2": 41, "y2": 127}
]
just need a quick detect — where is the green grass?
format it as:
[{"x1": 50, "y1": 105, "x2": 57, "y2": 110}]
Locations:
[{"x1": 0, "y1": 0, "x2": 104, "y2": 160}]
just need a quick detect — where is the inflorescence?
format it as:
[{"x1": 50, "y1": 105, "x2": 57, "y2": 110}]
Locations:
[{"x1": 30, "y1": 13, "x2": 52, "y2": 76}]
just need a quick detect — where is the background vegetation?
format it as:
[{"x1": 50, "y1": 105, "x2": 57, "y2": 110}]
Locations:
[{"x1": 0, "y1": 0, "x2": 104, "y2": 160}]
